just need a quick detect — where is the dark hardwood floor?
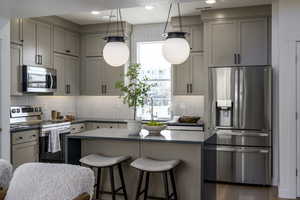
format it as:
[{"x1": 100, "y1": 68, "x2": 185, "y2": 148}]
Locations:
[{"x1": 215, "y1": 184, "x2": 296, "y2": 200}]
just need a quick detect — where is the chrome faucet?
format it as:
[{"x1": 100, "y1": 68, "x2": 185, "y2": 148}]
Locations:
[{"x1": 150, "y1": 97, "x2": 154, "y2": 121}]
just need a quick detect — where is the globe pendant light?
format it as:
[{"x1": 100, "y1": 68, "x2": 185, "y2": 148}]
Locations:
[
  {"x1": 162, "y1": 2, "x2": 190, "y2": 65},
  {"x1": 103, "y1": 9, "x2": 129, "y2": 67}
]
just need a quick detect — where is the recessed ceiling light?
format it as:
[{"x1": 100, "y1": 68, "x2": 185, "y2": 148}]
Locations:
[
  {"x1": 91, "y1": 11, "x2": 100, "y2": 15},
  {"x1": 145, "y1": 5, "x2": 154, "y2": 10},
  {"x1": 206, "y1": 0, "x2": 216, "y2": 4}
]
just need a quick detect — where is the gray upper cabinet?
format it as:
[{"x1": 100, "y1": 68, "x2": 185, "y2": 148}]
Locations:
[
  {"x1": 82, "y1": 57, "x2": 123, "y2": 96},
  {"x1": 54, "y1": 26, "x2": 80, "y2": 56},
  {"x1": 65, "y1": 56, "x2": 80, "y2": 95},
  {"x1": 101, "y1": 61, "x2": 124, "y2": 96},
  {"x1": 10, "y1": 18, "x2": 23, "y2": 45},
  {"x1": 238, "y1": 18, "x2": 269, "y2": 65},
  {"x1": 173, "y1": 52, "x2": 205, "y2": 95},
  {"x1": 189, "y1": 25, "x2": 204, "y2": 52},
  {"x1": 36, "y1": 21, "x2": 52, "y2": 66},
  {"x1": 208, "y1": 17, "x2": 269, "y2": 67},
  {"x1": 23, "y1": 19, "x2": 52, "y2": 67},
  {"x1": 173, "y1": 58, "x2": 190, "y2": 95},
  {"x1": 84, "y1": 34, "x2": 106, "y2": 57},
  {"x1": 83, "y1": 57, "x2": 102, "y2": 95},
  {"x1": 54, "y1": 54, "x2": 79, "y2": 96},
  {"x1": 190, "y1": 53, "x2": 205, "y2": 95},
  {"x1": 11, "y1": 45, "x2": 23, "y2": 96},
  {"x1": 54, "y1": 54, "x2": 65, "y2": 95},
  {"x1": 209, "y1": 20, "x2": 238, "y2": 66}
]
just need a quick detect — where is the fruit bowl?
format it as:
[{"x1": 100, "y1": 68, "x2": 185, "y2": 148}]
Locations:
[{"x1": 143, "y1": 121, "x2": 167, "y2": 136}]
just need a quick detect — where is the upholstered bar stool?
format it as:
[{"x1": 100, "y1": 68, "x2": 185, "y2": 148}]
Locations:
[
  {"x1": 131, "y1": 157, "x2": 181, "y2": 200},
  {"x1": 80, "y1": 154, "x2": 130, "y2": 200}
]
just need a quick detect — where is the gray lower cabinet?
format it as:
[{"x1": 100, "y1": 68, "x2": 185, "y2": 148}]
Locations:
[
  {"x1": 208, "y1": 17, "x2": 269, "y2": 66},
  {"x1": 23, "y1": 19, "x2": 52, "y2": 67},
  {"x1": 54, "y1": 54, "x2": 80, "y2": 96},
  {"x1": 54, "y1": 26, "x2": 80, "y2": 57},
  {"x1": 11, "y1": 44, "x2": 23, "y2": 96},
  {"x1": 173, "y1": 52, "x2": 205, "y2": 95},
  {"x1": 82, "y1": 57, "x2": 123, "y2": 96},
  {"x1": 11, "y1": 130, "x2": 39, "y2": 169}
]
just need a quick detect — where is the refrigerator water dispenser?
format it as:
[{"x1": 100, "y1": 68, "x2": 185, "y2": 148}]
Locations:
[{"x1": 216, "y1": 100, "x2": 233, "y2": 127}]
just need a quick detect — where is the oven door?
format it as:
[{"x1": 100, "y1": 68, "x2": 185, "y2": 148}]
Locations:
[
  {"x1": 22, "y1": 65, "x2": 57, "y2": 93},
  {"x1": 205, "y1": 130, "x2": 271, "y2": 147},
  {"x1": 204, "y1": 145, "x2": 272, "y2": 185},
  {"x1": 39, "y1": 132, "x2": 69, "y2": 163}
]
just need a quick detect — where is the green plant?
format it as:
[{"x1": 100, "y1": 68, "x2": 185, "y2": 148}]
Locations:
[{"x1": 115, "y1": 64, "x2": 154, "y2": 120}]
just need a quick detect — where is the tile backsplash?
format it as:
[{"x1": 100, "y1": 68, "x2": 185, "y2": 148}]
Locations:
[
  {"x1": 11, "y1": 96, "x2": 77, "y2": 120},
  {"x1": 11, "y1": 95, "x2": 204, "y2": 120}
]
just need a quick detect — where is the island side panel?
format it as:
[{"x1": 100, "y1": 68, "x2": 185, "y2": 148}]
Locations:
[
  {"x1": 140, "y1": 141, "x2": 202, "y2": 200},
  {"x1": 81, "y1": 139, "x2": 140, "y2": 200}
]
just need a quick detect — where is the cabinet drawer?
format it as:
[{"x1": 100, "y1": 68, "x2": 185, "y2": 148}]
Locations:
[
  {"x1": 71, "y1": 123, "x2": 86, "y2": 134},
  {"x1": 12, "y1": 130, "x2": 39, "y2": 145}
]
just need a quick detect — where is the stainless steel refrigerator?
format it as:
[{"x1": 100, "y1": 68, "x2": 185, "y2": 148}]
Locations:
[{"x1": 205, "y1": 66, "x2": 272, "y2": 185}]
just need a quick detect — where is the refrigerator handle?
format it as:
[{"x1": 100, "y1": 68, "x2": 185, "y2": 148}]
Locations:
[
  {"x1": 239, "y1": 69, "x2": 245, "y2": 128},
  {"x1": 233, "y1": 69, "x2": 239, "y2": 128}
]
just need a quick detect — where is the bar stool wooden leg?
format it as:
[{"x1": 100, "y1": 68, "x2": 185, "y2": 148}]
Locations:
[
  {"x1": 109, "y1": 167, "x2": 116, "y2": 200},
  {"x1": 135, "y1": 171, "x2": 144, "y2": 200},
  {"x1": 143, "y1": 172, "x2": 150, "y2": 200},
  {"x1": 118, "y1": 164, "x2": 128, "y2": 200},
  {"x1": 169, "y1": 170, "x2": 178, "y2": 200},
  {"x1": 162, "y1": 172, "x2": 170, "y2": 200},
  {"x1": 96, "y1": 168, "x2": 102, "y2": 200}
]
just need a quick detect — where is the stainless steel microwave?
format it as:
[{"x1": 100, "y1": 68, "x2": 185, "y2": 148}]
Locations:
[{"x1": 22, "y1": 65, "x2": 57, "y2": 93}]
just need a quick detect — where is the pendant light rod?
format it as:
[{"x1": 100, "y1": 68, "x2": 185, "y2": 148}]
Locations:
[
  {"x1": 163, "y1": 1, "x2": 183, "y2": 34},
  {"x1": 105, "y1": 8, "x2": 125, "y2": 39},
  {"x1": 177, "y1": 3, "x2": 183, "y2": 32},
  {"x1": 163, "y1": 3, "x2": 173, "y2": 34}
]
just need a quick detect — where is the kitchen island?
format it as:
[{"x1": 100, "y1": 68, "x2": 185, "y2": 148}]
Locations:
[{"x1": 66, "y1": 128, "x2": 213, "y2": 200}]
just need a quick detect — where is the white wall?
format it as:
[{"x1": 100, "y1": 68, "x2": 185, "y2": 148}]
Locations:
[
  {"x1": 272, "y1": 0, "x2": 300, "y2": 198},
  {"x1": 0, "y1": 18, "x2": 10, "y2": 160}
]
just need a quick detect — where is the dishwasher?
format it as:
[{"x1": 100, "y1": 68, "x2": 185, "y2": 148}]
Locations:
[{"x1": 11, "y1": 130, "x2": 39, "y2": 169}]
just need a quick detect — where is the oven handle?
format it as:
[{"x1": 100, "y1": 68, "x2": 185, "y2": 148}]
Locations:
[
  {"x1": 49, "y1": 73, "x2": 54, "y2": 89},
  {"x1": 206, "y1": 146, "x2": 269, "y2": 154},
  {"x1": 216, "y1": 131, "x2": 269, "y2": 137}
]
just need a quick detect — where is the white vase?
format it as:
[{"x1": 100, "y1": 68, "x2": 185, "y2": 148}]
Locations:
[{"x1": 127, "y1": 120, "x2": 142, "y2": 136}]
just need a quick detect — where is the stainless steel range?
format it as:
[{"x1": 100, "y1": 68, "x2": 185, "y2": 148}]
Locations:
[
  {"x1": 10, "y1": 105, "x2": 71, "y2": 163},
  {"x1": 205, "y1": 66, "x2": 272, "y2": 186}
]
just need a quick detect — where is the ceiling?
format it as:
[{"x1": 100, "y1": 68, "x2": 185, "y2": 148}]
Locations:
[{"x1": 58, "y1": 0, "x2": 272, "y2": 25}]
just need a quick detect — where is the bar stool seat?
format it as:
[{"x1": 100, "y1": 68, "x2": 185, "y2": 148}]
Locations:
[
  {"x1": 131, "y1": 157, "x2": 180, "y2": 172},
  {"x1": 80, "y1": 154, "x2": 130, "y2": 167}
]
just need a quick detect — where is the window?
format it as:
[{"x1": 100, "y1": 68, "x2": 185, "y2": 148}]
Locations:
[{"x1": 136, "y1": 41, "x2": 172, "y2": 120}]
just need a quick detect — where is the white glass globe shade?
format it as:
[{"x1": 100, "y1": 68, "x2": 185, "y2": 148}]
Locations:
[
  {"x1": 162, "y1": 38, "x2": 190, "y2": 64},
  {"x1": 103, "y1": 42, "x2": 129, "y2": 67}
]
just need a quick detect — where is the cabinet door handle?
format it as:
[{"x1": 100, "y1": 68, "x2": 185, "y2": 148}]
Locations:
[
  {"x1": 238, "y1": 54, "x2": 241, "y2": 64},
  {"x1": 234, "y1": 54, "x2": 237, "y2": 64},
  {"x1": 187, "y1": 84, "x2": 189, "y2": 93},
  {"x1": 35, "y1": 55, "x2": 39, "y2": 64},
  {"x1": 66, "y1": 50, "x2": 71, "y2": 53},
  {"x1": 65, "y1": 85, "x2": 68, "y2": 94},
  {"x1": 68, "y1": 85, "x2": 71, "y2": 94},
  {"x1": 190, "y1": 84, "x2": 193, "y2": 94},
  {"x1": 40, "y1": 55, "x2": 43, "y2": 65}
]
